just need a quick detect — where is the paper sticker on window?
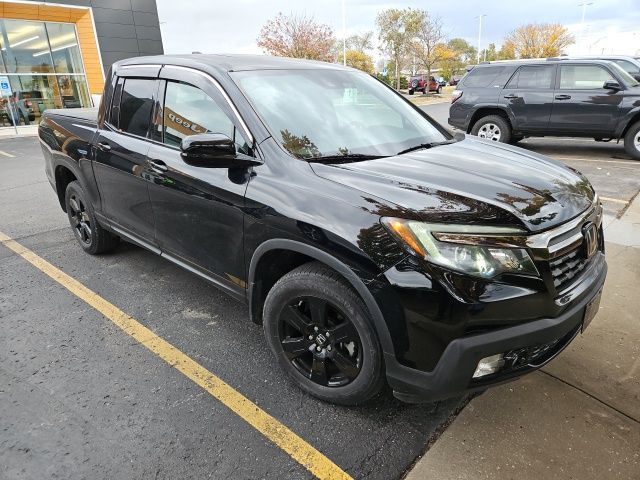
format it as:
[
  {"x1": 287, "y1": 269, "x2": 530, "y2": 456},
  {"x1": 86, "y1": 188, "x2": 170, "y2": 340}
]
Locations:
[{"x1": 343, "y1": 88, "x2": 358, "y2": 104}]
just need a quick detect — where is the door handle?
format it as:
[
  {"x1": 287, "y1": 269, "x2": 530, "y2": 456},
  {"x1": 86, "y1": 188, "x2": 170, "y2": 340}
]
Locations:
[
  {"x1": 97, "y1": 142, "x2": 111, "y2": 151},
  {"x1": 504, "y1": 94, "x2": 520, "y2": 99},
  {"x1": 149, "y1": 159, "x2": 168, "y2": 173},
  {"x1": 555, "y1": 94, "x2": 572, "y2": 100}
]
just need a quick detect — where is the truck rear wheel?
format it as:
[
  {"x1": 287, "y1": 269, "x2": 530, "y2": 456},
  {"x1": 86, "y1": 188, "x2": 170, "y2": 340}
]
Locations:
[
  {"x1": 65, "y1": 181, "x2": 119, "y2": 255},
  {"x1": 623, "y1": 121, "x2": 640, "y2": 160},
  {"x1": 263, "y1": 262, "x2": 384, "y2": 405},
  {"x1": 471, "y1": 115, "x2": 512, "y2": 143}
]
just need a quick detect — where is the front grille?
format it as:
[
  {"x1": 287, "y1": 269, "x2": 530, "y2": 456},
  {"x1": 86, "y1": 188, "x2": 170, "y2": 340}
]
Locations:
[{"x1": 549, "y1": 246, "x2": 587, "y2": 291}]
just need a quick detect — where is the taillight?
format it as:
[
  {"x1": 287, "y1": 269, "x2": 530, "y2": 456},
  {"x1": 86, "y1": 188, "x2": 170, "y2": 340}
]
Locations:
[{"x1": 451, "y1": 90, "x2": 463, "y2": 103}]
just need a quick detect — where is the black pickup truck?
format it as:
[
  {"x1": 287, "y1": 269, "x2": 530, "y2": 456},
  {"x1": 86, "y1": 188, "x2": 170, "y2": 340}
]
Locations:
[{"x1": 39, "y1": 55, "x2": 606, "y2": 405}]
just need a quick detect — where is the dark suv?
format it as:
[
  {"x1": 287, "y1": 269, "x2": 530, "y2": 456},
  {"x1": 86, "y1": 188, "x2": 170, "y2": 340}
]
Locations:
[
  {"x1": 39, "y1": 55, "x2": 606, "y2": 405},
  {"x1": 448, "y1": 59, "x2": 640, "y2": 159}
]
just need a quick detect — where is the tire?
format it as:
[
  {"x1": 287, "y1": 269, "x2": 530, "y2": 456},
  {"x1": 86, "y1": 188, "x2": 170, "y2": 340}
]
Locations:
[
  {"x1": 436, "y1": 86, "x2": 442, "y2": 94},
  {"x1": 408, "y1": 89, "x2": 414, "y2": 95},
  {"x1": 64, "y1": 181, "x2": 119, "y2": 254},
  {"x1": 471, "y1": 115, "x2": 512, "y2": 143},
  {"x1": 623, "y1": 121, "x2": 640, "y2": 160},
  {"x1": 422, "y1": 87, "x2": 427, "y2": 94},
  {"x1": 263, "y1": 262, "x2": 384, "y2": 405}
]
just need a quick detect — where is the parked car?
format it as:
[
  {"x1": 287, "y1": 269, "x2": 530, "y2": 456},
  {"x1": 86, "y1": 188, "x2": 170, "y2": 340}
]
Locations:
[
  {"x1": 39, "y1": 55, "x2": 606, "y2": 405},
  {"x1": 436, "y1": 76, "x2": 447, "y2": 87},
  {"x1": 0, "y1": 92, "x2": 33, "y2": 125},
  {"x1": 449, "y1": 75, "x2": 462, "y2": 86},
  {"x1": 408, "y1": 74, "x2": 441, "y2": 94},
  {"x1": 449, "y1": 58, "x2": 640, "y2": 159}
]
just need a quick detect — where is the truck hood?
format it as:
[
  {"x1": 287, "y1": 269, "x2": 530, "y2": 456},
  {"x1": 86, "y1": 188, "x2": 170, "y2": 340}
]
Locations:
[{"x1": 310, "y1": 136, "x2": 594, "y2": 233}]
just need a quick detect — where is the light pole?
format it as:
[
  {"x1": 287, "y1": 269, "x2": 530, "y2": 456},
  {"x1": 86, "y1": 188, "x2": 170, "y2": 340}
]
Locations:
[
  {"x1": 341, "y1": 0, "x2": 347, "y2": 66},
  {"x1": 475, "y1": 14, "x2": 486, "y2": 63},
  {"x1": 578, "y1": 1, "x2": 594, "y2": 50}
]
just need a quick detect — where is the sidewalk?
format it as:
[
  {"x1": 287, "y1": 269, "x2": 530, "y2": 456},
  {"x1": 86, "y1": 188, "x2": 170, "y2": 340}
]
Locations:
[{"x1": 406, "y1": 197, "x2": 640, "y2": 480}]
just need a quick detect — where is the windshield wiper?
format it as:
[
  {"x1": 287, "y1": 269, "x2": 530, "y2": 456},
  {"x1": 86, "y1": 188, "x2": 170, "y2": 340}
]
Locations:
[
  {"x1": 396, "y1": 140, "x2": 456, "y2": 156},
  {"x1": 307, "y1": 153, "x2": 386, "y2": 164}
]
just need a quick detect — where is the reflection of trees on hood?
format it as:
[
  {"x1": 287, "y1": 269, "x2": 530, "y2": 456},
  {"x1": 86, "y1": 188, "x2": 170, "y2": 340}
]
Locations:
[{"x1": 280, "y1": 129, "x2": 320, "y2": 159}]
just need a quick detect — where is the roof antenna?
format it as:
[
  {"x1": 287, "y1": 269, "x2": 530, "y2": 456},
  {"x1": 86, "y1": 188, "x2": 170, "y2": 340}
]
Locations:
[{"x1": 192, "y1": 51, "x2": 202, "y2": 54}]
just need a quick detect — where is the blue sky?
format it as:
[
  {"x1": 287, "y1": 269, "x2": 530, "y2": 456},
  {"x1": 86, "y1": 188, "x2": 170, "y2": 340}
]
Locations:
[{"x1": 156, "y1": 0, "x2": 640, "y2": 57}]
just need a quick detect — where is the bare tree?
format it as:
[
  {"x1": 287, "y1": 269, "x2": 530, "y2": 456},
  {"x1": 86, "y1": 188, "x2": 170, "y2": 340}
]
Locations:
[
  {"x1": 502, "y1": 23, "x2": 575, "y2": 58},
  {"x1": 257, "y1": 12, "x2": 335, "y2": 61},
  {"x1": 410, "y1": 11, "x2": 448, "y2": 91}
]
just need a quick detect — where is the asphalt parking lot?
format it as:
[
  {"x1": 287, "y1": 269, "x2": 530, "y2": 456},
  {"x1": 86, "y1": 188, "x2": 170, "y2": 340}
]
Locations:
[
  {"x1": 1, "y1": 119, "x2": 639, "y2": 479},
  {"x1": 0, "y1": 136, "x2": 462, "y2": 479}
]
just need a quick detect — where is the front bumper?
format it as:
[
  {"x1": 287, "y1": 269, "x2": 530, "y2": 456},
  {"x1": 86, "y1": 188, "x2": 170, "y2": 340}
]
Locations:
[{"x1": 385, "y1": 255, "x2": 607, "y2": 403}]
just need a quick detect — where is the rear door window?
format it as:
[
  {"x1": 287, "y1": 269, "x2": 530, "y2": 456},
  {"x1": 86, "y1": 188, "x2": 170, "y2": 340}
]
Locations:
[
  {"x1": 506, "y1": 65, "x2": 555, "y2": 89},
  {"x1": 461, "y1": 66, "x2": 505, "y2": 87},
  {"x1": 559, "y1": 65, "x2": 614, "y2": 90},
  {"x1": 118, "y1": 78, "x2": 156, "y2": 137}
]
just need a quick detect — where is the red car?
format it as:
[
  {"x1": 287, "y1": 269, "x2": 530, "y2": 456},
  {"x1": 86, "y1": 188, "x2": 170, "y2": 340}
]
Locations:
[{"x1": 408, "y1": 75, "x2": 441, "y2": 95}]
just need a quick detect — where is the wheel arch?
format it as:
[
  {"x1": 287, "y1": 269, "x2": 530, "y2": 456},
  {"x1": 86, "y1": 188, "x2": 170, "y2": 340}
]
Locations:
[
  {"x1": 54, "y1": 163, "x2": 80, "y2": 212},
  {"x1": 619, "y1": 110, "x2": 640, "y2": 139},
  {"x1": 247, "y1": 239, "x2": 395, "y2": 356},
  {"x1": 468, "y1": 106, "x2": 514, "y2": 133}
]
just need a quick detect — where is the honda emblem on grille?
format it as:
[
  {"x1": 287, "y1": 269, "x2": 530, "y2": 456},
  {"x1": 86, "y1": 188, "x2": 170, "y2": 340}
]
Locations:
[{"x1": 582, "y1": 222, "x2": 598, "y2": 258}]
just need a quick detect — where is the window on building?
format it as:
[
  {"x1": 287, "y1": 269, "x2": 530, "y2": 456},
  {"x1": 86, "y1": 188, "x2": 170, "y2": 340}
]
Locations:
[{"x1": 119, "y1": 78, "x2": 156, "y2": 137}]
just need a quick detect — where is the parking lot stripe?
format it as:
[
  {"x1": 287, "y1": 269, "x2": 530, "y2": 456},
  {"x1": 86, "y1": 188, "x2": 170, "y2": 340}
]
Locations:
[
  {"x1": 0, "y1": 149, "x2": 15, "y2": 157},
  {"x1": 600, "y1": 196, "x2": 629, "y2": 205},
  {"x1": 0, "y1": 231, "x2": 352, "y2": 480}
]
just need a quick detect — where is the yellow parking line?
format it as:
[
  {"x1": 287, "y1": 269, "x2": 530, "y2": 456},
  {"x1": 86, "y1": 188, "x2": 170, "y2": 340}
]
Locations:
[
  {"x1": 0, "y1": 231, "x2": 352, "y2": 480},
  {"x1": 0, "y1": 150, "x2": 15, "y2": 157},
  {"x1": 600, "y1": 196, "x2": 629, "y2": 205}
]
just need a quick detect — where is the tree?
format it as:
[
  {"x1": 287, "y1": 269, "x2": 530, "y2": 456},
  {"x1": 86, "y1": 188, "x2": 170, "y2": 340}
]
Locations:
[
  {"x1": 502, "y1": 23, "x2": 575, "y2": 59},
  {"x1": 338, "y1": 50, "x2": 375, "y2": 74},
  {"x1": 346, "y1": 31, "x2": 373, "y2": 52},
  {"x1": 376, "y1": 8, "x2": 422, "y2": 89},
  {"x1": 257, "y1": 12, "x2": 334, "y2": 61},
  {"x1": 440, "y1": 38, "x2": 476, "y2": 79},
  {"x1": 410, "y1": 11, "x2": 449, "y2": 91}
]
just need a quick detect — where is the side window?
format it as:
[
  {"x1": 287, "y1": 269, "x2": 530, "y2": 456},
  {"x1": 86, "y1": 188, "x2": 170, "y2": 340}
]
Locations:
[
  {"x1": 506, "y1": 65, "x2": 554, "y2": 89},
  {"x1": 119, "y1": 78, "x2": 156, "y2": 137},
  {"x1": 162, "y1": 80, "x2": 249, "y2": 153},
  {"x1": 559, "y1": 65, "x2": 614, "y2": 90},
  {"x1": 461, "y1": 66, "x2": 505, "y2": 88}
]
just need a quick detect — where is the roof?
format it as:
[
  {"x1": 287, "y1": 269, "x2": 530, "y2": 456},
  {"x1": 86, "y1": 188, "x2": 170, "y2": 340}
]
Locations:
[
  {"x1": 473, "y1": 58, "x2": 618, "y2": 67},
  {"x1": 116, "y1": 54, "x2": 351, "y2": 72}
]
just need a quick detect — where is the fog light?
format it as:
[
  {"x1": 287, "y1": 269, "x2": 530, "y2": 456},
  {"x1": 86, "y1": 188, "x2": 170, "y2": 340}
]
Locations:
[{"x1": 472, "y1": 354, "x2": 505, "y2": 378}]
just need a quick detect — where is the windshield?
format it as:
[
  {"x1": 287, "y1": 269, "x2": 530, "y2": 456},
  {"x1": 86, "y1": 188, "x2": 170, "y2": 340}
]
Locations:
[
  {"x1": 609, "y1": 62, "x2": 640, "y2": 87},
  {"x1": 612, "y1": 59, "x2": 640, "y2": 74},
  {"x1": 231, "y1": 69, "x2": 448, "y2": 159}
]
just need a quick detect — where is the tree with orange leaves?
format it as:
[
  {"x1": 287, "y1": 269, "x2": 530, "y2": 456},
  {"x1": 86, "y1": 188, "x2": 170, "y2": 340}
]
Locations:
[{"x1": 257, "y1": 12, "x2": 335, "y2": 62}]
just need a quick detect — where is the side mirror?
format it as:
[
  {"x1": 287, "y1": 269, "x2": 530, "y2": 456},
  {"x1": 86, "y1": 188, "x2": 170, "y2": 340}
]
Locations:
[
  {"x1": 180, "y1": 133, "x2": 261, "y2": 168},
  {"x1": 603, "y1": 80, "x2": 621, "y2": 91}
]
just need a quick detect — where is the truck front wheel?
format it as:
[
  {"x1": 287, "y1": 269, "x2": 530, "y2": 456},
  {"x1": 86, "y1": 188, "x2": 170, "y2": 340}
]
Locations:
[
  {"x1": 263, "y1": 262, "x2": 384, "y2": 405},
  {"x1": 65, "y1": 181, "x2": 119, "y2": 254},
  {"x1": 623, "y1": 121, "x2": 640, "y2": 160}
]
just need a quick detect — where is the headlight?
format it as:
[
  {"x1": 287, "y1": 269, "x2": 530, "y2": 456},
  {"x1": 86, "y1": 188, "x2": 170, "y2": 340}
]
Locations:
[{"x1": 382, "y1": 218, "x2": 538, "y2": 279}]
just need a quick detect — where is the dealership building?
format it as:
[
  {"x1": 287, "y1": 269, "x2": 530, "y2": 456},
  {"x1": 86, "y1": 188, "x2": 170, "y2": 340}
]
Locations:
[{"x1": 0, "y1": 0, "x2": 163, "y2": 132}]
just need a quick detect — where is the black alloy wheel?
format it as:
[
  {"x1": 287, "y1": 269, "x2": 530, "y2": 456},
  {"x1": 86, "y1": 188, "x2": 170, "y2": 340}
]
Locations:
[
  {"x1": 263, "y1": 262, "x2": 384, "y2": 405},
  {"x1": 64, "y1": 180, "x2": 119, "y2": 254},
  {"x1": 279, "y1": 296, "x2": 362, "y2": 388},
  {"x1": 68, "y1": 192, "x2": 92, "y2": 246}
]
